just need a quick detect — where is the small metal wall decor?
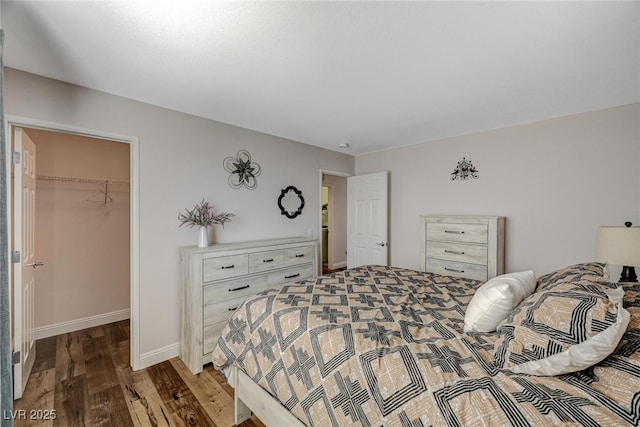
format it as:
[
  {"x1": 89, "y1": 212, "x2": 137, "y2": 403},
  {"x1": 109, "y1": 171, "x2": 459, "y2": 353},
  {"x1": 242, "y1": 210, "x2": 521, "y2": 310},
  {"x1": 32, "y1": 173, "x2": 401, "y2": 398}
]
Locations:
[
  {"x1": 450, "y1": 157, "x2": 479, "y2": 181},
  {"x1": 223, "y1": 149, "x2": 262, "y2": 190},
  {"x1": 278, "y1": 186, "x2": 305, "y2": 219}
]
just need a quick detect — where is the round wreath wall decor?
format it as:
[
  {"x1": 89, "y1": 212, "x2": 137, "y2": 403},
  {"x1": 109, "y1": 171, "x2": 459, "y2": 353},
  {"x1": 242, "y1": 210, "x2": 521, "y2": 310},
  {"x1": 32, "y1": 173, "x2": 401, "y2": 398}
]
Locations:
[{"x1": 223, "y1": 149, "x2": 262, "y2": 190}]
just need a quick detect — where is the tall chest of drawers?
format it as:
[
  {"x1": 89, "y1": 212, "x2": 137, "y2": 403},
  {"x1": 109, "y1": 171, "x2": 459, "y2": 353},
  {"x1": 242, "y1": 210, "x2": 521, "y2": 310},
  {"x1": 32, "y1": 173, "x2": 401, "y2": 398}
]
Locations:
[
  {"x1": 420, "y1": 215, "x2": 505, "y2": 281},
  {"x1": 180, "y1": 237, "x2": 317, "y2": 374}
]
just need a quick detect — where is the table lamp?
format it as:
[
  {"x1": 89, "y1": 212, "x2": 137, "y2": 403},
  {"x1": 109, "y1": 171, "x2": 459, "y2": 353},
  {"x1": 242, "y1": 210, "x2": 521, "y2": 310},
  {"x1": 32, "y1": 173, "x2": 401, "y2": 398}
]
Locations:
[{"x1": 597, "y1": 221, "x2": 640, "y2": 282}]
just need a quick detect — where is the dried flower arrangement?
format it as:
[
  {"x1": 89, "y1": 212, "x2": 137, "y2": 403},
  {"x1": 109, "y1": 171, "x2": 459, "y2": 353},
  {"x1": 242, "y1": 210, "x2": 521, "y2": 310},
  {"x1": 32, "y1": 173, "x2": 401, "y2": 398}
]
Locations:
[{"x1": 178, "y1": 199, "x2": 235, "y2": 228}]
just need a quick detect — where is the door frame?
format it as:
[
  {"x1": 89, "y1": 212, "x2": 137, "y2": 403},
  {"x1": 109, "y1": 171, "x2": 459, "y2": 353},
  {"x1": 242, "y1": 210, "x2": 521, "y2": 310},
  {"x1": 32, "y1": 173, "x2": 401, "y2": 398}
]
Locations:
[
  {"x1": 318, "y1": 169, "x2": 350, "y2": 275},
  {"x1": 4, "y1": 115, "x2": 141, "y2": 370}
]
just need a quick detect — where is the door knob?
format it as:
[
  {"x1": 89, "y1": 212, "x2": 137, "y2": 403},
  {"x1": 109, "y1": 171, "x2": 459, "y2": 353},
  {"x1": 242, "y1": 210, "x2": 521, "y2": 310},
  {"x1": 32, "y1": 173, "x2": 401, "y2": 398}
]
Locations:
[
  {"x1": 376, "y1": 242, "x2": 386, "y2": 247},
  {"x1": 26, "y1": 262, "x2": 45, "y2": 268}
]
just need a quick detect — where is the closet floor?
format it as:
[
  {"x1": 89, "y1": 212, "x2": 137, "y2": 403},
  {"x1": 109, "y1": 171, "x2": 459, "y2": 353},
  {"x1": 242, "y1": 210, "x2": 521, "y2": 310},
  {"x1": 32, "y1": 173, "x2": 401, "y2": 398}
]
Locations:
[{"x1": 14, "y1": 320, "x2": 265, "y2": 427}]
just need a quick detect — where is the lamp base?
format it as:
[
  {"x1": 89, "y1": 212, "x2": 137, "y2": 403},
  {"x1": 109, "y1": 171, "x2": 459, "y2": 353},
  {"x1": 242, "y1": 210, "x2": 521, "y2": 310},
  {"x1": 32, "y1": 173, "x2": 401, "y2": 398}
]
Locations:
[{"x1": 619, "y1": 265, "x2": 638, "y2": 283}]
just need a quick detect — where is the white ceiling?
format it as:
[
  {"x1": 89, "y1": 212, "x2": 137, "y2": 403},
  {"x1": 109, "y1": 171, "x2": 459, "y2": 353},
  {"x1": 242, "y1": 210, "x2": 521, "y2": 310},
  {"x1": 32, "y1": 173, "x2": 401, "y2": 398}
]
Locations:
[{"x1": 2, "y1": 1, "x2": 639, "y2": 155}]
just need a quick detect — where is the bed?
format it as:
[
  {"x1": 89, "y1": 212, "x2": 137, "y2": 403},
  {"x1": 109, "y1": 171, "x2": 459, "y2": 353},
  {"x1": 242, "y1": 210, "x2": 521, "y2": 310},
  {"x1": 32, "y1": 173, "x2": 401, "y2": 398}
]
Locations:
[{"x1": 212, "y1": 263, "x2": 640, "y2": 426}]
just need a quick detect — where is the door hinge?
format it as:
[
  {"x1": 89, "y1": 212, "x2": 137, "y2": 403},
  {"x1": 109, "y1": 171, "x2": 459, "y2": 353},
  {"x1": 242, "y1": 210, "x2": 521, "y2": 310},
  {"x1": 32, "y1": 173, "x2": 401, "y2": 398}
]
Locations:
[
  {"x1": 12, "y1": 351, "x2": 20, "y2": 365},
  {"x1": 11, "y1": 251, "x2": 20, "y2": 264},
  {"x1": 11, "y1": 151, "x2": 21, "y2": 164}
]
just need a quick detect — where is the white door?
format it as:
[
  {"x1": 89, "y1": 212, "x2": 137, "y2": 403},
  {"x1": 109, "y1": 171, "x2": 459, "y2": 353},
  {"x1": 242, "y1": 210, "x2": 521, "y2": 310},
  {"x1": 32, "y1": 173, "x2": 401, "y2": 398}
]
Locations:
[
  {"x1": 12, "y1": 127, "x2": 38, "y2": 399},
  {"x1": 347, "y1": 171, "x2": 388, "y2": 268}
]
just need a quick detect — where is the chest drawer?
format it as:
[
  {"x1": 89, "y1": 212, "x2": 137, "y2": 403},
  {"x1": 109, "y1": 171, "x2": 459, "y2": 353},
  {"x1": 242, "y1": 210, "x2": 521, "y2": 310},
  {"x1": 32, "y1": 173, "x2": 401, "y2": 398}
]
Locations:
[
  {"x1": 426, "y1": 241, "x2": 487, "y2": 265},
  {"x1": 426, "y1": 223, "x2": 488, "y2": 244},
  {"x1": 426, "y1": 257, "x2": 487, "y2": 281},
  {"x1": 204, "y1": 293, "x2": 252, "y2": 327},
  {"x1": 204, "y1": 275, "x2": 268, "y2": 304},
  {"x1": 285, "y1": 246, "x2": 314, "y2": 266},
  {"x1": 204, "y1": 322, "x2": 226, "y2": 355},
  {"x1": 203, "y1": 254, "x2": 249, "y2": 282},
  {"x1": 249, "y1": 250, "x2": 285, "y2": 273}
]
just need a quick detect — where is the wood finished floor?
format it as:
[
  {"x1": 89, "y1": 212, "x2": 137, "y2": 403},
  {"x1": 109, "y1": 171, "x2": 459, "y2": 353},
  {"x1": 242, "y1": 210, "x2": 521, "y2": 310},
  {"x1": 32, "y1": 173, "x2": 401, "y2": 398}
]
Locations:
[{"x1": 14, "y1": 320, "x2": 266, "y2": 427}]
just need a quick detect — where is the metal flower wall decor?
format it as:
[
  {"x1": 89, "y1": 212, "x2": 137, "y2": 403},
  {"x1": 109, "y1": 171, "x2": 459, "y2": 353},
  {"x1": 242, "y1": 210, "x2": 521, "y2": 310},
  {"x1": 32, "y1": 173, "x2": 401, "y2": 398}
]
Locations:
[
  {"x1": 450, "y1": 157, "x2": 479, "y2": 181},
  {"x1": 223, "y1": 149, "x2": 262, "y2": 190}
]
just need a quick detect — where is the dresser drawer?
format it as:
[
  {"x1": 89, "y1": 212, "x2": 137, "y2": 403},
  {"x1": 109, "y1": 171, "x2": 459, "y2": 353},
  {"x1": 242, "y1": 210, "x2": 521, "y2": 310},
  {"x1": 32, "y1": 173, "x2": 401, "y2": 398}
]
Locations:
[
  {"x1": 425, "y1": 257, "x2": 487, "y2": 281},
  {"x1": 426, "y1": 223, "x2": 488, "y2": 244},
  {"x1": 204, "y1": 321, "x2": 226, "y2": 355},
  {"x1": 203, "y1": 254, "x2": 249, "y2": 282},
  {"x1": 249, "y1": 250, "x2": 285, "y2": 273},
  {"x1": 204, "y1": 294, "x2": 250, "y2": 327},
  {"x1": 268, "y1": 264, "x2": 314, "y2": 286},
  {"x1": 426, "y1": 241, "x2": 487, "y2": 265},
  {"x1": 204, "y1": 275, "x2": 268, "y2": 305},
  {"x1": 285, "y1": 246, "x2": 314, "y2": 266}
]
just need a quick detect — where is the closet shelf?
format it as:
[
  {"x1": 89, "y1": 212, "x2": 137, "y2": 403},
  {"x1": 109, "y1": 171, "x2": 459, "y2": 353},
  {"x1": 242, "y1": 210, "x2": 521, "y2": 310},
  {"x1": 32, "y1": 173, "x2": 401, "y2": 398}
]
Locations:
[{"x1": 36, "y1": 174, "x2": 129, "y2": 186}]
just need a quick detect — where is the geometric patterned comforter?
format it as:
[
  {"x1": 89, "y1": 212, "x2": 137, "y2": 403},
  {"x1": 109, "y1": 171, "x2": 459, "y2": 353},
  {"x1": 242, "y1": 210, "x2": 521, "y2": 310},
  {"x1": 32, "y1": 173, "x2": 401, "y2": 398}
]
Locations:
[{"x1": 212, "y1": 266, "x2": 640, "y2": 426}]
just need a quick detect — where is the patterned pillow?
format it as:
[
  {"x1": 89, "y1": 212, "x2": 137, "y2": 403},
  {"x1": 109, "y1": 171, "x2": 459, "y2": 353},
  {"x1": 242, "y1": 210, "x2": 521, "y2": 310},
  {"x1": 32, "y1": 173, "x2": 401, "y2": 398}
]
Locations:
[
  {"x1": 494, "y1": 281, "x2": 630, "y2": 376},
  {"x1": 535, "y1": 262, "x2": 607, "y2": 292}
]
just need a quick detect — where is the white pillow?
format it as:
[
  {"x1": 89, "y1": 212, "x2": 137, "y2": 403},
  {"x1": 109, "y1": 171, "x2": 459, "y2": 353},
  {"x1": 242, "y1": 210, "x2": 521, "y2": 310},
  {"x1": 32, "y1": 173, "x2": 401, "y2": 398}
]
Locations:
[{"x1": 464, "y1": 270, "x2": 536, "y2": 333}]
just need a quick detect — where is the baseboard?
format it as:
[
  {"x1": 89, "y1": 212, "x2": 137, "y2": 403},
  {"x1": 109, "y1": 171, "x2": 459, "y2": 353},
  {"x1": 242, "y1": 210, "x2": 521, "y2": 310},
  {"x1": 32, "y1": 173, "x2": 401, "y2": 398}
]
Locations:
[
  {"x1": 331, "y1": 261, "x2": 347, "y2": 269},
  {"x1": 138, "y1": 342, "x2": 180, "y2": 370},
  {"x1": 35, "y1": 309, "x2": 130, "y2": 340}
]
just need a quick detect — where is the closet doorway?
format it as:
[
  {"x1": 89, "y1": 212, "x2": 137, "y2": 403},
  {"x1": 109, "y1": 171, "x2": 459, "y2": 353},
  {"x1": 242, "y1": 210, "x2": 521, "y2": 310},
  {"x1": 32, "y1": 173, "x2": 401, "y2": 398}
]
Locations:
[
  {"x1": 319, "y1": 171, "x2": 348, "y2": 275},
  {"x1": 8, "y1": 117, "x2": 140, "y2": 397},
  {"x1": 28, "y1": 127, "x2": 131, "y2": 337}
]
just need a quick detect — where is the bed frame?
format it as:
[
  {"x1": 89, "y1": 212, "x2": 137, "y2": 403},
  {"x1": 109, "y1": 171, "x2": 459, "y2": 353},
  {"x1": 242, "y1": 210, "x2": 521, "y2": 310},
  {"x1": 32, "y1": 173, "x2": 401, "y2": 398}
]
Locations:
[{"x1": 224, "y1": 365, "x2": 305, "y2": 426}]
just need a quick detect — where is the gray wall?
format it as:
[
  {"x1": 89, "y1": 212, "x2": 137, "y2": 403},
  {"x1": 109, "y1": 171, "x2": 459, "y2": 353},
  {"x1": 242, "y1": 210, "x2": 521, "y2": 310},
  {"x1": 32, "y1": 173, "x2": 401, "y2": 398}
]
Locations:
[
  {"x1": 356, "y1": 103, "x2": 640, "y2": 278},
  {"x1": 7, "y1": 65, "x2": 639, "y2": 366},
  {"x1": 4, "y1": 68, "x2": 355, "y2": 362}
]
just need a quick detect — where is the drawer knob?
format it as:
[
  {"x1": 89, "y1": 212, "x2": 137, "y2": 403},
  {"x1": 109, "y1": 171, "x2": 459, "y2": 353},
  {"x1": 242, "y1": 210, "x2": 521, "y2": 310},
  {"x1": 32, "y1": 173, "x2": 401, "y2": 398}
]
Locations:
[
  {"x1": 444, "y1": 267, "x2": 465, "y2": 273},
  {"x1": 444, "y1": 250, "x2": 465, "y2": 255},
  {"x1": 263, "y1": 258, "x2": 274, "y2": 263},
  {"x1": 221, "y1": 264, "x2": 235, "y2": 269},
  {"x1": 444, "y1": 230, "x2": 464, "y2": 234},
  {"x1": 295, "y1": 254, "x2": 305, "y2": 258},
  {"x1": 229, "y1": 284, "x2": 250, "y2": 292},
  {"x1": 284, "y1": 273, "x2": 301, "y2": 279}
]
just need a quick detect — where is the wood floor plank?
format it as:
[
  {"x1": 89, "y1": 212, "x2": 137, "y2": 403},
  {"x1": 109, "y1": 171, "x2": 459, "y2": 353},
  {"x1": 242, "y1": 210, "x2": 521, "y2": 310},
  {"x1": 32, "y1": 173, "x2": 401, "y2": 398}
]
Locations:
[
  {"x1": 113, "y1": 348, "x2": 155, "y2": 427},
  {"x1": 82, "y1": 335, "x2": 119, "y2": 395},
  {"x1": 147, "y1": 361, "x2": 217, "y2": 427},
  {"x1": 109, "y1": 320, "x2": 130, "y2": 343},
  {"x1": 32, "y1": 336, "x2": 57, "y2": 373},
  {"x1": 56, "y1": 332, "x2": 86, "y2": 381},
  {"x1": 53, "y1": 374, "x2": 90, "y2": 427},
  {"x1": 170, "y1": 358, "x2": 235, "y2": 427},
  {"x1": 207, "y1": 367, "x2": 235, "y2": 398},
  {"x1": 17, "y1": 320, "x2": 278, "y2": 427},
  {"x1": 79, "y1": 325, "x2": 105, "y2": 341},
  {"x1": 89, "y1": 384, "x2": 135, "y2": 427},
  {"x1": 14, "y1": 368, "x2": 56, "y2": 427},
  {"x1": 130, "y1": 368, "x2": 173, "y2": 427}
]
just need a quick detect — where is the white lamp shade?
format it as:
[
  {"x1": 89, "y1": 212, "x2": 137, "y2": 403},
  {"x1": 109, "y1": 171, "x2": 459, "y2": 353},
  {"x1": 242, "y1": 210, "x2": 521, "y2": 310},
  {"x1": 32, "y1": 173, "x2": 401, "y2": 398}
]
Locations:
[{"x1": 597, "y1": 226, "x2": 640, "y2": 267}]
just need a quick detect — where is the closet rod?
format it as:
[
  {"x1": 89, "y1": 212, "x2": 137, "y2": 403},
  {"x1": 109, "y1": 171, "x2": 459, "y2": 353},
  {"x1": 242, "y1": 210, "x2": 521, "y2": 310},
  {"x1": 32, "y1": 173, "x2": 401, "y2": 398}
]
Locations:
[{"x1": 36, "y1": 174, "x2": 129, "y2": 186}]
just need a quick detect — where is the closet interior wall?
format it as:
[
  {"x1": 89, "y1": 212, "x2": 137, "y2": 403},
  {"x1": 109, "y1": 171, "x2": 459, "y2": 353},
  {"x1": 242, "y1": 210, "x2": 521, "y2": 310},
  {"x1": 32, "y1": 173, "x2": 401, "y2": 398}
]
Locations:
[{"x1": 26, "y1": 128, "x2": 130, "y2": 336}]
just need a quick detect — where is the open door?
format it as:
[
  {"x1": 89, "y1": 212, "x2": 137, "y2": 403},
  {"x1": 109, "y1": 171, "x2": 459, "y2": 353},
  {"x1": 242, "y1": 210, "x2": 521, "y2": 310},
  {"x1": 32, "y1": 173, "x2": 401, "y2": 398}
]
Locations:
[
  {"x1": 12, "y1": 127, "x2": 39, "y2": 399},
  {"x1": 347, "y1": 171, "x2": 389, "y2": 268}
]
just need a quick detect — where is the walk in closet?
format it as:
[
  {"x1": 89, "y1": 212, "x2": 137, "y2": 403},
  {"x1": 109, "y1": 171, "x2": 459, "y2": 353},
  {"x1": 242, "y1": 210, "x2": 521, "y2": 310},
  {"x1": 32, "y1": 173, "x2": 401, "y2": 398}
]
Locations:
[{"x1": 26, "y1": 128, "x2": 131, "y2": 339}]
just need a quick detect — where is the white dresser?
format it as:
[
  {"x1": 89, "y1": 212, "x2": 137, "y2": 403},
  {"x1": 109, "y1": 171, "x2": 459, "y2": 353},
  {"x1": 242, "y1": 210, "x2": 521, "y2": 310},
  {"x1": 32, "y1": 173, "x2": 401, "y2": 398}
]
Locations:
[
  {"x1": 420, "y1": 215, "x2": 505, "y2": 281},
  {"x1": 180, "y1": 237, "x2": 317, "y2": 374}
]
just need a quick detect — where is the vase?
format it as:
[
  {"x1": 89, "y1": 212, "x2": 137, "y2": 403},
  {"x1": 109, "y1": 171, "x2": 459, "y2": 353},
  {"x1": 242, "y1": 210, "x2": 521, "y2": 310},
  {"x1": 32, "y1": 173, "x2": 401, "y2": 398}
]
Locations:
[{"x1": 197, "y1": 226, "x2": 209, "y2": 248}]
